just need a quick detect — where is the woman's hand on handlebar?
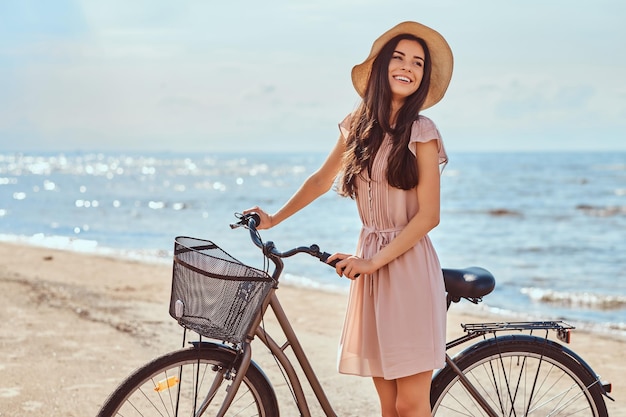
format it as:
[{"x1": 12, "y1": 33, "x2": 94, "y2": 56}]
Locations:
[
  {"x1": 326, "y1": 253, "x2": 376, "y2": 280},
  {"x1": 242, "y1": 206, "x2": 274, "y2": 230}
]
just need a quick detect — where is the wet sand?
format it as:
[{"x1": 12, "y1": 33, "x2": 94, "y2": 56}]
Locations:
[{"x1": 0, "y1": 242, "x2": 623, "y2": 416}]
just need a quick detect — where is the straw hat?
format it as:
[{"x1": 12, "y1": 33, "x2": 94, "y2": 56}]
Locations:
[{"x1": 351, "y1": 21, "x2": 453, "y2": 110}]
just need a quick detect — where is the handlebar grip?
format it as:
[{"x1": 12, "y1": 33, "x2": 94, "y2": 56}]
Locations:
[
  {"x1": 319, "y1": 252, "x2": 336, "y2": 267},
  {"x1": 247, "y1": 213, "x2": 261, "y2": 228},
  {"x1": 319, "y1": 252, "x2": 360, "y2": 278}
]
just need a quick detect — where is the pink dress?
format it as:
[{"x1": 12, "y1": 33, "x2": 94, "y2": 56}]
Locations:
[{"x1": 337, "y1": 114, "x2": 448, "y2": 380}]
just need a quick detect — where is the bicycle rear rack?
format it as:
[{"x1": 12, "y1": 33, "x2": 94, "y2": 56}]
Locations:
[
  {"x1": 447, "y1": 320, "x2": 575, "y2": 350},
  {"x1": 463, "y1": 320, "x2": 574, "y2": 343}
]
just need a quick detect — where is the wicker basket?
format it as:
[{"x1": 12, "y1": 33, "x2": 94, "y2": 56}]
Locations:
[{"x1": 169, "y1": 236, "x2": 275, "y2": 344}]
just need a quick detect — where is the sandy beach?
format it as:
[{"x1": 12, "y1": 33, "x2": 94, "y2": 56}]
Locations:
[{"x1": 0, "y1": 241, "x2": 623, "y2": 416}]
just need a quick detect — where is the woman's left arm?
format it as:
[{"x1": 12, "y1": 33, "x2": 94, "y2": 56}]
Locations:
[
  {"x1": 331, "y1": 139, "x2": 441, "y2": 279},
  {"x1": 373, "y1": 139, "x2": 441, "y2": 264}
]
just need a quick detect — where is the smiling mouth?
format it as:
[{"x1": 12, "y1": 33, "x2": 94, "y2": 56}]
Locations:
[{"x1": 393, "y1": 75, "x2": 411, "y2": 84}]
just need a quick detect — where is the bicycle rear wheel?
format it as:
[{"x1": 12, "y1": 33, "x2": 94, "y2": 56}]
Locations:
[
  {"x1": 431, "y1": 335, "x2": 608, "y2": 417},
  {"x1": 97, "y1": 345, "x2": 278, "y2": 417}
]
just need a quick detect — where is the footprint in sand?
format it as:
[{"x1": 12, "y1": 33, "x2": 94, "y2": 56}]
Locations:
[
  {"x1": 22, "y1": 400, "x2": 44, "y2": 411},
  {"x1": 0, "y1": 386, "x2": 21, "y2": 398}
]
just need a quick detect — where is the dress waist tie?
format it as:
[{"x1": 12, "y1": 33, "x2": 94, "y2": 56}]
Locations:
[{"x1": 360, "y1": 225, "x2": 405, "y2": 296}]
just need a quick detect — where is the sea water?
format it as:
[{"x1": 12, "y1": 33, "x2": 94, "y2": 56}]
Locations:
[{"x1": 1, "y1": 151, "x2": 624, "y2": 337}]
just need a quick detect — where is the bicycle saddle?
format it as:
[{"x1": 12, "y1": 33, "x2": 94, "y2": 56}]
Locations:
[{"x1": 442, "y1": 267, "x2": 495, "y2": 303}]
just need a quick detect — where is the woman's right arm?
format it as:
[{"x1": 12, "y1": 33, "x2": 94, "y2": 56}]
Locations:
[{"x1": 243, "y1": 134, "x2": 346, "y2": 229}]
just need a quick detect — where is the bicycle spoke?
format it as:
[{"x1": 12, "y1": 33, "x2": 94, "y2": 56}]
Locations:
[
  {"x1": 465, "y1": 363, "x2": 502, "y2": 414},
  {"x1": 438, "y1": 389, "x2": 488, "y2": 417},
  {"x1": 529, "y1": 382, "x2": 596, "y2": 416}
]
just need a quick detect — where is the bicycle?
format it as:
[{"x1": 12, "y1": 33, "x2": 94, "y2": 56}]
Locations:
[{"x1": 97, "y1": 212, "x2": 614, "y2": 416}]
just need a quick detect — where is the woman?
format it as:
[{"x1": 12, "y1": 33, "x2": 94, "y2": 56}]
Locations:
[{"x1": 244, "y1": 21, "x2": 453, "y2": 417}]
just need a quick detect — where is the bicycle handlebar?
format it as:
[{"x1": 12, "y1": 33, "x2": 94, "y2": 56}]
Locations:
[{"x1": 230, "y1": 213, "x2": 342, "y2": 274}]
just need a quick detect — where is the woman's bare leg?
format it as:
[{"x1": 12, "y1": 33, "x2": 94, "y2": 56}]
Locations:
[
  {"x1": 396, "y1": 370, "x2": 433, "y2": 417},
  {"x1": 373, "y1": 370, "x2": 433, "y2": 417},
  {"x1": 373, "y1": 377, "x2": 399, "y2": 417}
]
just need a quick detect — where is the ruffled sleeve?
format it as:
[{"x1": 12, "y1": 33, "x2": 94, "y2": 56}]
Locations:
[
  {"x1": 338, "y1": 113, "x2": 353, "y2": 143},
  {"x1": 408, "y1": 116, "x2": 448, "y2": 168}
]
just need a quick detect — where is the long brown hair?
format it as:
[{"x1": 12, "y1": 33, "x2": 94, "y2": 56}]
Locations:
[{"x1": 338, "y1": 34, "x2": 432, "y2": 198}]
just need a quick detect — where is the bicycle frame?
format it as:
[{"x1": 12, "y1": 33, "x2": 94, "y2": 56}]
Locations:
[
  {"x1": 254, "y1": 291, "x2": 337, "y2": 416},
  {"x1": 218, "y1": 287, "x2": 338, "y2": 417}
]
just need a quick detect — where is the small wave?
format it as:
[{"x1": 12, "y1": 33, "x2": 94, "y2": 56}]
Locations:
[
  {"x1": 487, "y1": 209, "x2": 523, "y2": 217},
  {"x1": 0, "y1": 233, "x2": 100, "y2": 253},
  {"x1": 0, "y1": 233, "x2": 171, "y2": 265},
  {"x1": 576, "y1": 204, "x2": 626, "y2": 217},
  {"x1": 280, "y1": 272, "x2": 349, "y2": 295},
  {"x1": 521, "y1": 287, "x2": 626, "y2": 310}
]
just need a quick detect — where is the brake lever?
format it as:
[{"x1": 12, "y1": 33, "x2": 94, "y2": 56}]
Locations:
[
  {"x1": 229, "y1": 212, "x2": 251, "y2": 229},
  {"x1": 229, "y1": 218, "x2": 245, "y2": 229}
]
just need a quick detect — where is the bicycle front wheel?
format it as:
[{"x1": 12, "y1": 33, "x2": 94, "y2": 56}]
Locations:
[
  {"x1": 431, "y1": 335, "x2": 608, "y2": 417},
  {"x1": 97, "y1": 345, "x2": 279, "y2": 417}
]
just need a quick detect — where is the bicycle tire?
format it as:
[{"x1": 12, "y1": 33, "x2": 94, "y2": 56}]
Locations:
[
  {"x1": 97, "y1": 345, "x2": 279, "y2": 417},
  {"x1": 430, "y1": 334, "x2": 608, "y2": 417}
]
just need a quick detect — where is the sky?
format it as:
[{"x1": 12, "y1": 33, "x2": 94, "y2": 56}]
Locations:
[{"x1": 0, "y1": 0, "x2": 625, "y2": 153}]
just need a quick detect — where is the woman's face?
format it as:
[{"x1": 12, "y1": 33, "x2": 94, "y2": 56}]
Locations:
[{"x1": 387, "y1": 39, "x2": 425, "y2": 103}]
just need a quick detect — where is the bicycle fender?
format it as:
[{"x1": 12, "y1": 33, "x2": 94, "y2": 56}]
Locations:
[
  {"x1": 188, "y1": 341, "x2": 275, "y2": 393},
  {"x1": 433, "y1": 334, "x2": 612, "y2": 399}
]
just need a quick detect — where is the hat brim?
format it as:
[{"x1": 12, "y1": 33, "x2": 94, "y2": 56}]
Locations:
[{"x1": 351, "y1": 21, "x2": 453, "y2": 110}]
